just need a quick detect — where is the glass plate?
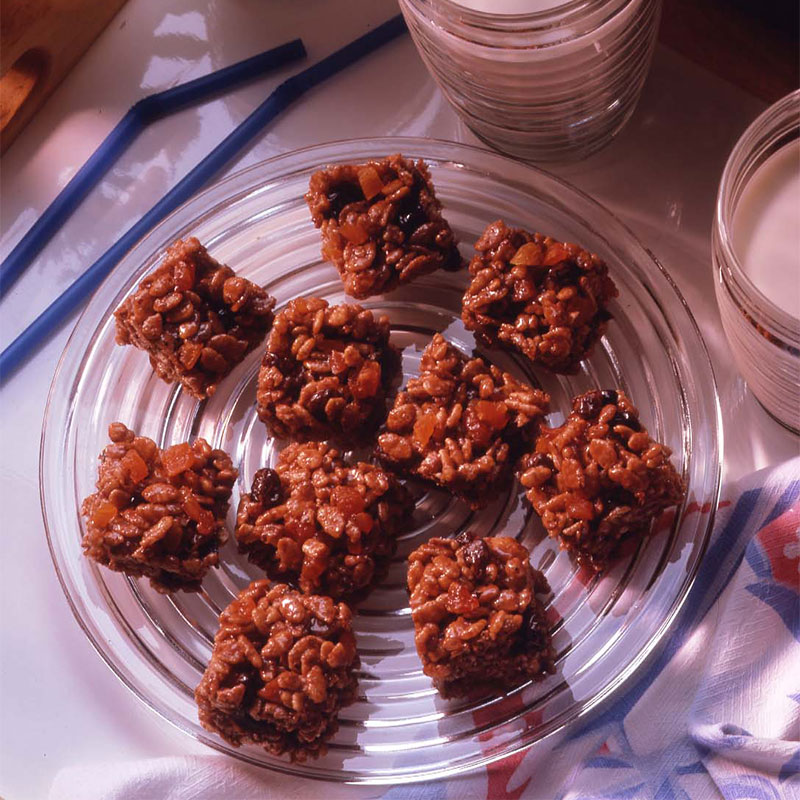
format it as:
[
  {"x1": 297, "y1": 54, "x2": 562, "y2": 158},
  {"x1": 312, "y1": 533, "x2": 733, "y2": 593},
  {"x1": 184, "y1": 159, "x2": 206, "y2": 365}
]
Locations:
[{"x1": 41, "y1": 138, "x2": 721, "y2": 784}]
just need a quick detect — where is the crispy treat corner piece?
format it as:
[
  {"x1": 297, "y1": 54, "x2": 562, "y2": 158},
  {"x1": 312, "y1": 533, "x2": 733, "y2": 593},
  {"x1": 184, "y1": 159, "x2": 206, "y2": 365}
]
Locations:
[
  {"x1": 305, "y1": 154, "x2": 464, "y2": 299},
  {"x1": 115, "y1": 237, "x2": 275, "y2": 398},
  {"x1": 407, "y1": 533, "x2": 555, "y2": 698},
  {"x1": 236, "y1": 441, "x2": 413, "y2": 600},
  {"x1": 519, "y1": 389, "x2": 685, "y2": 571},
  {"x1": 80, "y1": 422, "x2": 237, "y2": 592},
  {"x1": 195, "y1": 580, "x2": 359, "y2": 761},
  {"x1": 462, "y1": 220, "x2": 618, "y2": 374},
  {"x1": 377, "y1": 333, "x2": 549, "y2": 508},
  {"x1": 256, "y1": 297, "x2": 399, "y2": 442}
]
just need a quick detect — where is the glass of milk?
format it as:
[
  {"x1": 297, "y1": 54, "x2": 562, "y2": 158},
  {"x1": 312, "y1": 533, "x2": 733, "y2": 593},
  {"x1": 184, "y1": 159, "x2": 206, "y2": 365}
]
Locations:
[
  {"x1": 714, "y1": 89, "x2": 800, "y2": 432},
  {"x1": 398, "y1": 0, "x2": 662, "y2": 161}
]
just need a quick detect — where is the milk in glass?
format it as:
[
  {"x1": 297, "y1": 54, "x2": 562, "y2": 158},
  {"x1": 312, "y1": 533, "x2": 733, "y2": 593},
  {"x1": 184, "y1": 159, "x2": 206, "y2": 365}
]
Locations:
[{"x1": 732, "y1": 140, "x2": 800, "y2": 319}]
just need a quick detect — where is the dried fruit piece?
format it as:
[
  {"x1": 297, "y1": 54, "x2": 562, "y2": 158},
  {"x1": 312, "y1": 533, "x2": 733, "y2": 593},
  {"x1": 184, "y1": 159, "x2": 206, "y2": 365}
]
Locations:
[
  {"x1": 461, "y1": 538, "x2": 489, "y2": 578},
  {"x1": 122, "y1": 449, "x2": 150, "y2": 483},
  {"x1": 163, "y1": 443, "x2": 193, "y2": 477},
  {"x1": 90, "y1": 501, "x2": 118, "y2": 527},
  {"x1": 412, "y1": 411, "x2": 437, "y2": 448},
  {"x1": 357, "y1": 166, "x2": 384, "y2": 200},
  {"x1": 339, "y1": 221, "x2": 370, "y2": 245},
  {"x1": 475, "y1": 400, "x2": 508, "y2": 430},
  {"x1": 510, "y1": 242, "x2": 543, "y2": 266},
  {"x1": 251, "y1": 468, "x2": 282, "y2": 506}
]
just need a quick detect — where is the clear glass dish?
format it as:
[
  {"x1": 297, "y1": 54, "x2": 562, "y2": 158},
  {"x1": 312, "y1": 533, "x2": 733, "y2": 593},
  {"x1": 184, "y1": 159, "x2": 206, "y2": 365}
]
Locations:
[{"x1": 41, "y1": 137, "x2": 721, "y2": 784}]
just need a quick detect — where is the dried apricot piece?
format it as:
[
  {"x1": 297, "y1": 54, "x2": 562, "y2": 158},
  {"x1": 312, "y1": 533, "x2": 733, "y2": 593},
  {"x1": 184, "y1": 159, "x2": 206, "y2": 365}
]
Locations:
[
  {"x1": 163, "y1": 443, "x2": 194, "y2": 477},
  {"x1": 90, "y1": 500, "x2": 118, "y2": 527},
  {"x1": 413, "y1": 411, "x2": 438, "y2": 448},
  {"x1": 331, "y1": 485, "x2": 365, "y2": 518},
  {"x1": 475, "y1": 399, "x2": 508, "y2": 430},
  {"x1": 357, "y1": 166, "x2": 383, "y2": 200},
  {"x1": 351, "y1": 360, "x2": 381, "y2": 400},
  {"x1": 122, "y1": 449, "x2": 149, "y2": 483},
  {"x1": 510, "y1": 242, "x2": 543, "y2": 266},
  {"x1": 339, "y1": 222, "x2": 369, "y2": 245}
]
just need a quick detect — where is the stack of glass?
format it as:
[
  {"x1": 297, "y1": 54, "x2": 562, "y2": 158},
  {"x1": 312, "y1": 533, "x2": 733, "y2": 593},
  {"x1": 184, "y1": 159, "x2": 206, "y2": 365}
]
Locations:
[
  {"x1": 713, "y1": 90, "x2": 800, "y2": 433},
  {"x1": 399, "y1": 0, "x2": 662, "y2": 161}
]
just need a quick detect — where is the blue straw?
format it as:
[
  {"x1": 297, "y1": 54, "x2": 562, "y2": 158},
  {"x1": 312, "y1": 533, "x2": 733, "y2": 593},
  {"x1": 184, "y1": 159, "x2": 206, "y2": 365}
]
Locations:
[
  {"x1": 0, "y1": 15, "x2": 407, "y2": 385},
  {"x1": 0, "y1": 39, "x2": 306, "y2": 298}
]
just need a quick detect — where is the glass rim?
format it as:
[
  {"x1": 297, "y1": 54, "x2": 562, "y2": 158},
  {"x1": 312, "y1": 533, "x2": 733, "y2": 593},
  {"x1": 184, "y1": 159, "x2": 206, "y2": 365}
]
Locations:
[
  {"x1": 715, "y1": 89, "x2": 800, "y2": 342},
  {"x1": 400, "y1": 0, "x2": 644, "y2": 45}
]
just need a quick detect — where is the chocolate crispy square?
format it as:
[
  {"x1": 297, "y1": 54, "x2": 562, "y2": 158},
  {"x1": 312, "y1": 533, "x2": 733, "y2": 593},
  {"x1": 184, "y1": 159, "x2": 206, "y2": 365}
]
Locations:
[
  {"x1": 306, "y1": 154, "x2": 463, "y2": 299},
  {"x1": 462, "y1": 221, "x2": 618, "y2": 373},
  {"x1": 115, "y1": 237, "x2": 275, "y2": 398},
  {"x1": 256, "y1": 297, "x2": 398, "y2": 442},
  {"x1": 81, "y1": 422, "x2": 236, "y2": 592},
  {"x1": 377, "y1": 333, "x2": 549, "y2": 508},
  {"x1": 407, "y1": 534, "x2": 555, "y2": 698},
  {"x1": 519, "y1": 390, "x2": 685, "y2": 571},
  {"x1": 235, "y1": 441, "x2": 412, "y2": 600},
  {"x1": 195, "y1": 580, "x2": 359, "y2": 761}
]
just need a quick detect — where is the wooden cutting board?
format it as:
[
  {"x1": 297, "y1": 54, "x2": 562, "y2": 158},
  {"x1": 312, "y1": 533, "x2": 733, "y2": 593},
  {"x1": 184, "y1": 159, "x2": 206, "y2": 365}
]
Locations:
[{"x1": 0, "y1": 0, "x2": 128, "y2": 154}]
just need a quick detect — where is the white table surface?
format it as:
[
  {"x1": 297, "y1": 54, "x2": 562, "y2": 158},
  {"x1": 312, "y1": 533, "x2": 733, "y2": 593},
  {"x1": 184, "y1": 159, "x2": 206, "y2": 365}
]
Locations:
[{"x1": 1, "y1": 1, "x2": 797, "y2": 796}]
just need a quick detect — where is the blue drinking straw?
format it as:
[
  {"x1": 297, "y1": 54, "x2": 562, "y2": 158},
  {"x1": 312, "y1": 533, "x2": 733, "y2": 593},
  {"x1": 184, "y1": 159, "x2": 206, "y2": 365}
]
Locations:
[
  {"x1": 0, "y1": 39, "x2": 307, "y2": 297},
  {"x1": 0, "y1": 15, "x2": 408, "y2": 385}
]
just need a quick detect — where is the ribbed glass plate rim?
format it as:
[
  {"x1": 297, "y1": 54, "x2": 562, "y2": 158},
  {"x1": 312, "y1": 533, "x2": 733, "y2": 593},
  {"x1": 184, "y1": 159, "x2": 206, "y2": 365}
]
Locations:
[{"x1": 40, "y1": 136, "x2": 722, "y2": 784}]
